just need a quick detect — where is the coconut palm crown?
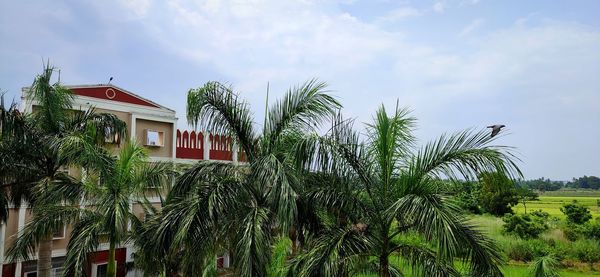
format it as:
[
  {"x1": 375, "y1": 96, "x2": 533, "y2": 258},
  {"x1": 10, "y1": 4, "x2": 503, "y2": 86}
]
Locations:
[
  {"x1": 142, "y1": 79, "x2": 340, "y2": 276},
  {"x1": 289, "y1": 103, "x2": 522, "y2": 276},
  {"x1": 8, "y1": 142, "x2": 175, "y2": 277},
  {"x1": 2, "y1": 62, "x2": 127, "y2": 277}
]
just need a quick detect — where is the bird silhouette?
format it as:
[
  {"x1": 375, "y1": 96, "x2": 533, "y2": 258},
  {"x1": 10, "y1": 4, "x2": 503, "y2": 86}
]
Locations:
[{"x1": 487, "y1": 124, "x2": 505, "y2": 137}]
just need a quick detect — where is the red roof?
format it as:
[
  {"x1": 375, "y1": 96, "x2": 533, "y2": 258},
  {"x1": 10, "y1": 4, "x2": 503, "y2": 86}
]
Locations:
[{"x1": 68, "y1": 85, "x2": 169, "y2": 110}]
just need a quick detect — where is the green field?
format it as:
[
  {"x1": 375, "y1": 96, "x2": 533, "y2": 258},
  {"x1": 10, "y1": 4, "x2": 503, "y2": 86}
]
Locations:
[
  {"x1": 359, "y1": 192, "x2": 600, "y2": 276},
  {"x1": 502, "y1": 265, "x2": 600, "y2": 277},
  {"x1": 469, "y1": 192, "x2": 600, "y2": 277},
  {"x1": 512, "y1": 194, "x2": 600, "y2": 218}
]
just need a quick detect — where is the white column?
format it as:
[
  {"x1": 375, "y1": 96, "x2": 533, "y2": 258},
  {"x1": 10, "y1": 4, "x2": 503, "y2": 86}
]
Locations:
[
  {"x1": 203, "y1": 132, "x2": 210, "y2": 160},
  {"x1": 232, "y1": 142, "x2": 239, "y2": 165},
  {"x1": 15, "y1": 203, "x2": 27, "y2": 277},
  {"x1": 1, "y1": 221, "x2": 5, "y2": 273},
  {"x1": 130, "y1": 114, "x2": 137, "y2": 143},
  {"x1": 171, "y1": 122, "x2": 177, "y2": 160},
  {"x1": 223, "y1": 252, "x2": 230, "y2": 268}
]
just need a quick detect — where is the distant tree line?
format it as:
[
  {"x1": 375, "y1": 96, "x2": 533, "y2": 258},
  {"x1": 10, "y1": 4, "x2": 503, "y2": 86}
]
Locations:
[
  {"x1": 517, "y1": 175, "x2": 600, "y2": 191},
  {"x1": 450, "y1": 174, "x2": 600, "y2": 217},
  {"x1": 566, "y1": 176, "x2": 600, "y2": 190}
]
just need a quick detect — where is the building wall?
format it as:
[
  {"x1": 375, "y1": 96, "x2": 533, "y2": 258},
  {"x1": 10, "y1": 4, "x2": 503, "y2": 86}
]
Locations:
[
  {"x1": 135, "y1": 118, "x2": 174, "y2": 157},
  {"x1": 4, "y1": 209, "x2": 19, "y2": 255}
]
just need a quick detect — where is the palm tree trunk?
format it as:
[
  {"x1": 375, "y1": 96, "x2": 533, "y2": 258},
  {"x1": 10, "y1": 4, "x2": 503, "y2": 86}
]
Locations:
[
  {"x1": 289, "y1": 225, "x2": 298, "y2": 255},
  {"x1": 379, "y1": 254, "x2": 390, "y2": 277},
  {"x1": 107, "y1": 239, "x2": 117, "y2": 277},
  {"x1": 37, "y1": 235, "x2": 53, "y2": 277}
]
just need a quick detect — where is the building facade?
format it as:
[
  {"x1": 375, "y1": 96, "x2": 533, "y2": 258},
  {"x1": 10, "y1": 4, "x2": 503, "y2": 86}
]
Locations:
[{"x1": 1, "y1": 84, "x2": 237, "y2": 277}]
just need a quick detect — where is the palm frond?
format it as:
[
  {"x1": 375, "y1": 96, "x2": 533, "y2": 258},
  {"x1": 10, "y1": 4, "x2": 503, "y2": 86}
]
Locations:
[
  {"x1": 26, "y1": 62, "x2": 74, "y2": 134},
  {"x1": 131, "y1": 160, "x2": 177, "y2": 196},
  {"x1": 63, "y1": 211, "x2": 104, "y2": 277},
  {"x1": 65, "y1": 107, "x2": 128, "y2": 145},
  {"x1": 289, "y1": 227, "x2": 372, "y2": 276},
  {"x1": 254, "y1": 154, "x2": 299, "y2": 232},
  {"x1": 529, "y1": 255, "x2": 560, "y2": 277},
  {"x1": 169, "y1": 160, "x2": 248, "y2": 198},
  {"x1": 391, "y1": 242, "x2": 459, "y2": 277},
  {"x1": 264, "y1": 79, "x2": 339, "y2": 151},
  {"x1": 366, "y1": 104, "x2": 416, "y2": 204},
  {"x1": 6, "y1": 206, "x2": 85, "y2": 262},
  {"x1": 187, "y1": 81, "x2": 257, "y2": 160},
  {"x1": 32, "y1": 172, "x2": 85, "y2": 205},
  {"x1": 388, "y1": 192, "x2": 504, "y2": 276},
  {"x1": 406, "y1": 129, "x2": 522, "y2": 184},
  {"x1": 234, "y1": 205, "x2": 272, "y2": 277}
]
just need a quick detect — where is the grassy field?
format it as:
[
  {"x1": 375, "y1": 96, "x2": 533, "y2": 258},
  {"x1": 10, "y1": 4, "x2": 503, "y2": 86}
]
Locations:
[
  {"x1": 361, "y1": 192, "x2": 600, "y2": 276},
  {"x1": 502, "y1": 265, "x2": 600, "y2": 277},
  {"x1": 512, "y1": 192, "x2": 600, "y2": 218},
  {"x1": 469, "y1": 191, "x2": 600, "y2": 276}
]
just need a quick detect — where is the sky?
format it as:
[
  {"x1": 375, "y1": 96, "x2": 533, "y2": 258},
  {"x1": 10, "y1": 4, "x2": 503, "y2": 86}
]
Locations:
[{"x1": 1, "y1": 0, "x2": 599, "y2": 180}]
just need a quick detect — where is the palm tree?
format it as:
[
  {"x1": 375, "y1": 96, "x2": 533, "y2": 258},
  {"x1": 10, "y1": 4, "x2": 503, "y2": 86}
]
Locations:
[
  {"x1": 8, "y1": 142, "x2": 175, "y2": 277},
  {"x1": 3, "y1": 63, "x2": 127, "y2": 277},
  {"x1": 289, "y1": 104, "x2": 522, "y2": 276},
  {"x1": 528, "y1": 255, "x2": 559, "y2": 277},
  {"x1": 140, "y1": 80, "x2": 340, "y2": 276},
  {"x1": 1, "y1": 94, "x2": 37, "y2": 221}
]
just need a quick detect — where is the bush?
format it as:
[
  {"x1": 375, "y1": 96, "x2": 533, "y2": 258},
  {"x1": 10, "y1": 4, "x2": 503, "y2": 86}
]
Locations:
[
  {"x1": 451, "y1": 181, "x2": 482, "y2": 214},
  {"x1": 479, "y1": 172, "x2": 519, "y2": 216},
  {"x1": 503, "y1": 211, "x2": 549, "y2": 239},
  {"x1": 506, "y1": 239, "x2": 535, "y2": 262},
  {"x1": 580, "y1": 218, "x2": 600, "y2": 240},
  {"x1": 561, "y1": 224, "x2": 581, "y2": 241},
  {"x1": 560, "y1": 201, "x2": 592, "y2": 224},
  {"x1": 571, "y1": 239, "x2": 600, "y2": 270},
  {"x1": 505, "y1": 239, "x2": 551, "y2": 262}
]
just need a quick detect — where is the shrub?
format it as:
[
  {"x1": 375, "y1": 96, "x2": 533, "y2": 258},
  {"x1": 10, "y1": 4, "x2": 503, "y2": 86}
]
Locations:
[
  {"x1": 561, "y1": 224, "x2": 581, "y2": 241},
  {"x1": 479, "y1": 172, "x2": 519, "y2": 216},
  {"x1": 571, "y1": 239, "x2": 600, "y2": 270},
  {"x1": 529, "y1": 239, "x2": 552, "y2": 257},
  {"x1": 580, "y1": 218, "x2": 600, "y2": 240},
  {"x1": 560, "y1": 201, "x2": 592, "y2": 224},
  {"x1": 505, "y1": 239, "x2": 551, "y2": 262},
  {"x1": 503, "y1": 211, "x2": 549, "y2": 239},
  {"x1": 506, "y1": 239, "x2": 535, "y2": 262}
]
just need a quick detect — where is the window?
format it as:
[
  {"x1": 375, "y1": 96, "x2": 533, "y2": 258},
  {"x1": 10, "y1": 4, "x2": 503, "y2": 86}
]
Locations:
[
  {"x1": 24, "y1": 268, "x2": 62, "y2": 277},
  {"x1": 52, "y1": 267, "x2": 64, "y2": 277},
  {"x1": 104, "y1": 126, "x2": 120, "y2": 144},
  {"x1": 57, "y1": 166, "x2": 69, "y2": 175},
  {"x1": 52, "y1": 225, "x2": 66, "y2": 240},
  {"x1": 92, "y1": 263, "x2": 110, "y2": 277},
  {"x1": 145, "y1": 129, "x2": 164, "y2": 147},
  {"x1": 96, "y1": 264, "x2": 107, "y2": 277}
]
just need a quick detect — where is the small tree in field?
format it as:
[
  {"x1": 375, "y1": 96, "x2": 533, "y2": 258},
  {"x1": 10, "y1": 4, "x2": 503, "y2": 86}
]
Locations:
[
  {"x1": 479, "y1": 172, "x2": 519, "y2": 216},
  {"x1": 502, "y1": 210, "x2": 549, "y2": 239},
  {"x1": 516, "y1": 187, "x2": 538, "y2": 214},
  {"x1": 561, "y1": 201, "x2": 592, "y2": 224}
]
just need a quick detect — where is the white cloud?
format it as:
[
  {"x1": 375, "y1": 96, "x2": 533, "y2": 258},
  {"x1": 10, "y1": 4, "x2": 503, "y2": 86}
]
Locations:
[
  {"x1": 433, "y1": 2, "x2": 445, "y2": 13},
  {"x1": 375, "y1": 7, "x2": 421, "y2": 23},
  {"x1": 459, "y1": 18, "x2": 484, "y2": 37},
  {"x1": 119, "y1": 0, "x2": 152, "y2": 17}
]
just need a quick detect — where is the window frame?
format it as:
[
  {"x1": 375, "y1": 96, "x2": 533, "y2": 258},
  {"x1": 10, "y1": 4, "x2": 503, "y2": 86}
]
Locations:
[
  {"x1": 145, "y1": 129, "x2": 164, "y2": 147},
  {"x1": 52, "y1": 225, "x2": 66, "y2": 240}
]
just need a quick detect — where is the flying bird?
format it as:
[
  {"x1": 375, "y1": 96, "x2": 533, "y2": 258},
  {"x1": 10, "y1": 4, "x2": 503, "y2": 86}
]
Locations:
[{"x1": 487, "y1": 124, "x2": 505, "y2": 137}]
